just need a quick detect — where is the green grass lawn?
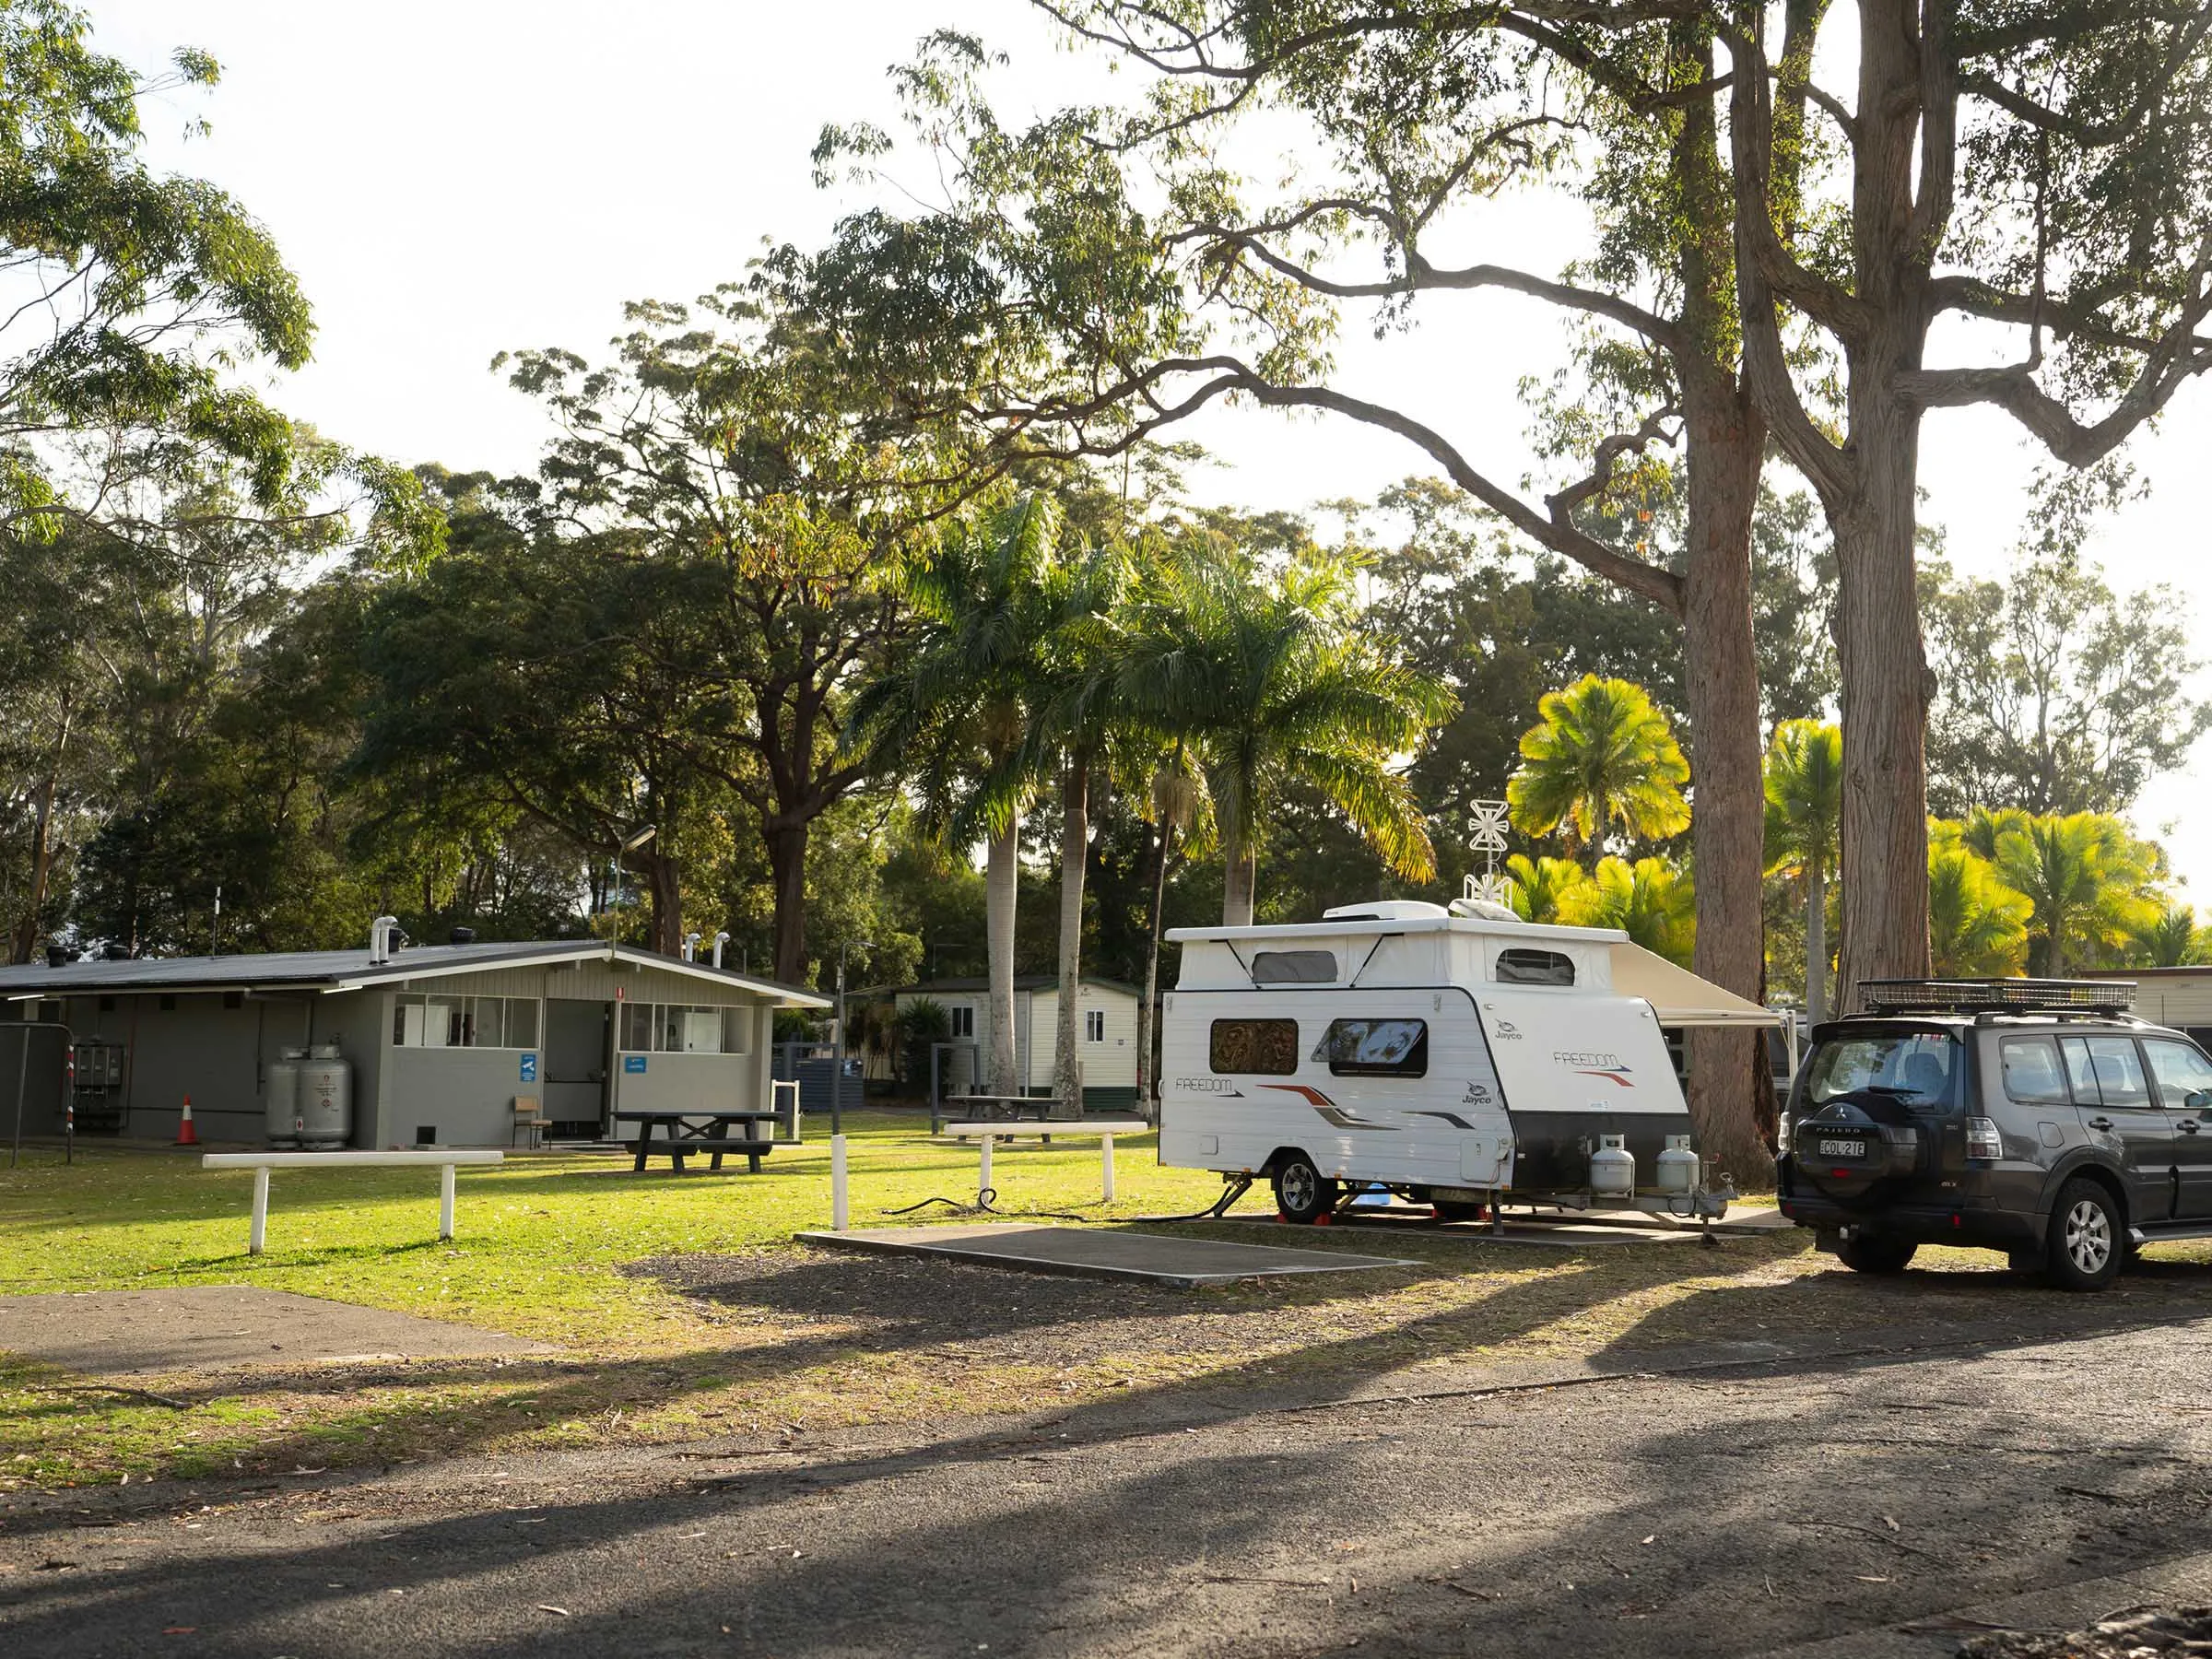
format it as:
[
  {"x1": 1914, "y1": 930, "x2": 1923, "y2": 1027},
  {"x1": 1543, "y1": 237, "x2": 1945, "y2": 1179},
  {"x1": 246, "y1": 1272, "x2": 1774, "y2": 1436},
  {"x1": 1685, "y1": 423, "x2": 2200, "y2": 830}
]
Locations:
[{"x1": 6, "y1": 1118, "x2": 2206, "y2": 1494}]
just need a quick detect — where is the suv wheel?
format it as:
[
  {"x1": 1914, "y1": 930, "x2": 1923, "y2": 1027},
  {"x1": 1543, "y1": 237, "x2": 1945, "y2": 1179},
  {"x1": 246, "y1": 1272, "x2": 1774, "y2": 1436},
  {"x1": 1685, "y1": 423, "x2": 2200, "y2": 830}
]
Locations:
[
  {"x1": 1837, "y1": 1234, "x2": 1917, "y2": 1275},
  {"x1": 2044, "y1": 1178, "x2": 2124, "y2": 1292},
  {"x1": 1272, "y1": 1154, "x2": 1337, "y2": 1225}
]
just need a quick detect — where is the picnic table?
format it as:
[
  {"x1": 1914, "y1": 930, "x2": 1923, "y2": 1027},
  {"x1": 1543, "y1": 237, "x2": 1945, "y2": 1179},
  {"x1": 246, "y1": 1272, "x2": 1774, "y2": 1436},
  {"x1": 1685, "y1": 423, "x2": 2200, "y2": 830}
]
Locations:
[
  {"x1": 613, "y1": 1109, "x2": 781, "y2": 1173},
  {"x1": 949, "y1": 1093, "x2": 1067, "y2": 1126}
]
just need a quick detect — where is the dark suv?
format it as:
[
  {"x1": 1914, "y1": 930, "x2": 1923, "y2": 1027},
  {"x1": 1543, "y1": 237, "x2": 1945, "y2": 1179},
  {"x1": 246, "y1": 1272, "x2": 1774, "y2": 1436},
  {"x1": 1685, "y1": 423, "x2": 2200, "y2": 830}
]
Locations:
[{"x1": 1776, "y1": 979, "x2": 2212, "y2": 1291}]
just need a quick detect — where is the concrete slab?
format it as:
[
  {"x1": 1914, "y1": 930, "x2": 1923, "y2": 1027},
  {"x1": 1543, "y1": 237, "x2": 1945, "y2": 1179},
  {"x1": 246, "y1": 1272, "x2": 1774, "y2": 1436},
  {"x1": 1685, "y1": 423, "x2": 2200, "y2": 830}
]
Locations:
[
  {"x1": 0, "y1": 1286, "x2": 552, "y2": 1376},
  {"x1": 794, "y1": 1223, "x2": 1420, "y2": 1288},
  {"x1": 1190, "y1": 1214, "x2": 1704, "y2": 1247}
]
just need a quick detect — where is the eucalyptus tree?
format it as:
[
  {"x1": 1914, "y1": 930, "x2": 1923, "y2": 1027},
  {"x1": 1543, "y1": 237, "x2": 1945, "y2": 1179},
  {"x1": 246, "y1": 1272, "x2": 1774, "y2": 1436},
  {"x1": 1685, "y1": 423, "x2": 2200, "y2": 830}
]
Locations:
[
  {"x1": 0, "y1": 2, "x2": 314, "y2": 535},
  {"x1": 498, "y1": 285, "x2": 969, "y2": 980},
  {"x1": 1762, "y1": 720, "x2": 1843, "y2": 1024},
  {"x1": 800, "y1": 12, "x2": 1802, "y2": 1170},
  {"x1": 1721, "y1": 0, "x2": 2212, "y2": 996}
]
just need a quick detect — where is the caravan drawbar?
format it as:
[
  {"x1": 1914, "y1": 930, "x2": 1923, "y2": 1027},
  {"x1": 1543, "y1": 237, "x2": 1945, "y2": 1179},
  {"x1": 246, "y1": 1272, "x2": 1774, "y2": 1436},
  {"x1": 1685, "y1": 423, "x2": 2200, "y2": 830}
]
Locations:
[{"x1": 1156, "y1": 900, "x2": 1735, "y2": 1223}]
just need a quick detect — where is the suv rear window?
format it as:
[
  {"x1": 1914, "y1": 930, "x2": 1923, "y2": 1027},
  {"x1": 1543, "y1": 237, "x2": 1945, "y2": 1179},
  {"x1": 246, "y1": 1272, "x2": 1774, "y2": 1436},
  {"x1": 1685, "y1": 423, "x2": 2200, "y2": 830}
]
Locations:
[{"x1": 1805, "y1": 1030, "x2": 1961, "y2": 1109}]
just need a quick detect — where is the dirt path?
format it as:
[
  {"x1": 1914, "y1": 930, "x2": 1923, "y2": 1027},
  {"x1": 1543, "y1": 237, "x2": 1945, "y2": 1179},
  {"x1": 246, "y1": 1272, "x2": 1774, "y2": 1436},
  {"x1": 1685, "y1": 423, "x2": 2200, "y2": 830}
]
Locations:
[{"x1": 8, "y1": 1302, "x2": 2212, "y2": 1657}]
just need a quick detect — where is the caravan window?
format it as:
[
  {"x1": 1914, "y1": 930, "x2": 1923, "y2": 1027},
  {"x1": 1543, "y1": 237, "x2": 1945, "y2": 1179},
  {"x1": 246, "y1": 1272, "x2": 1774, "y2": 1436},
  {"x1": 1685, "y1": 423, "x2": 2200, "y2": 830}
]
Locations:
[
  {"x1": 1317, "y1": 1018, "x2": 1429, "y2": 1078},
  {"x1": 1210, "y1": 1018, "x2": 1300, "y2": 1075},
  {"x1": 1251, "y1": 950, "x2": 1337, "y2": 984},
  {"x1": 1496, "y1": 947, "x2": 1575, "y2": 986}
]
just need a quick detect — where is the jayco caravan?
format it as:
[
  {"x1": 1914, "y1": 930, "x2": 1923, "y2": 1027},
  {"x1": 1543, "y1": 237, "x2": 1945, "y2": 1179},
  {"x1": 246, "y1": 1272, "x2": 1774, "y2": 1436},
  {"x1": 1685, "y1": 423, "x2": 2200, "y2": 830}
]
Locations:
[{"x1": 1157, "y1": 899, "x2": 1766, "y2": 1222}]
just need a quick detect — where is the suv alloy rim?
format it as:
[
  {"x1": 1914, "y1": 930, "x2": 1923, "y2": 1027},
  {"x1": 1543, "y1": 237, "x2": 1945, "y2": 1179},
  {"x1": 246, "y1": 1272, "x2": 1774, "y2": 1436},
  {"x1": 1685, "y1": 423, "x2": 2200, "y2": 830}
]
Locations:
[
  {"x1": 1280, "y1": 1164, "x2": 1316, "y2": 1212},
  {"x1": 2065, "y1": 1198, "x2": 2112, "y2": 1274}
]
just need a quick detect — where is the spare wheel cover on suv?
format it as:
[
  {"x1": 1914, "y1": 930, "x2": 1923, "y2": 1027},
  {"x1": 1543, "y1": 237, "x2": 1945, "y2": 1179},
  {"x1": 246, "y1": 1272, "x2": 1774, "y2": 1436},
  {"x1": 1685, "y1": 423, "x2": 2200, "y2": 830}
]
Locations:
[{"x1": 1795, "y1": 1093, "x2": 1925, "y2": 1206}]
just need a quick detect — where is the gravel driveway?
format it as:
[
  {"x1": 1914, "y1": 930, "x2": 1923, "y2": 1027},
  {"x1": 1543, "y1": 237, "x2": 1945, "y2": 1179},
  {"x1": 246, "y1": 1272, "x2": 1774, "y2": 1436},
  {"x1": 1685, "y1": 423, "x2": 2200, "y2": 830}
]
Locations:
[{"x1": 10, "y1": 1271, "x2": 2212, "y2": 1658}]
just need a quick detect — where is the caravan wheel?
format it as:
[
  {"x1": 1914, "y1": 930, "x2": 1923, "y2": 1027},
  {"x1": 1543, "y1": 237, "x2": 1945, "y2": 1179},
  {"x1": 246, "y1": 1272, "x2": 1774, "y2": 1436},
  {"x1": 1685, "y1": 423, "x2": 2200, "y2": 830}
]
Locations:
[{"x1": 1272, "y1": 1155, "x2": 1336, "y2": 1224}]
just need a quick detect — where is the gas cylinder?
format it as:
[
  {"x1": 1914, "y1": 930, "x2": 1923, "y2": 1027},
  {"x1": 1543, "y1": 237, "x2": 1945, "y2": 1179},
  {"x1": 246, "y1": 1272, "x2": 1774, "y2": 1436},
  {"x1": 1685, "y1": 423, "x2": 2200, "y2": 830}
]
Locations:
[
  {"x1": 1656, "y1": 1133, "x2": 1700, "y2": 1194},
  {"x1": 1590, "y1": 1133, "x2": 1636, "y2": 1195},
  {"x1": 265, "y1": 1049, "x2": 305, "y2": 1147},
  {"x1": 297, "y1": 1042, "x2": 352, "y2": 1150}
]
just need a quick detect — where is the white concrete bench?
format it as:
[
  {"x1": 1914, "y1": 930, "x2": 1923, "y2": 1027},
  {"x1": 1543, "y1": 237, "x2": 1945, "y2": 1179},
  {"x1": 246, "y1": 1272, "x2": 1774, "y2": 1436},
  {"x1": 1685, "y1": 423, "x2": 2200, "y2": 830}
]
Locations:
[
  {"x1": 938, "y1": 1119, "x2": 1151, "y2": 1204},
  {"x1": 201, "y1": 1150, "x2": 504, "y2": 1255}
]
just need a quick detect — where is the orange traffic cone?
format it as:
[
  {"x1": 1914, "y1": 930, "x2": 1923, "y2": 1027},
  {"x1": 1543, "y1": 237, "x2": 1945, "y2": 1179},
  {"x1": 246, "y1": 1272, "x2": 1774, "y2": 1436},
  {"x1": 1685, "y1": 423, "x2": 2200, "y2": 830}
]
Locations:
[{"x1": 174, "y1": 1094, "x2": 199, "y2": 1147}]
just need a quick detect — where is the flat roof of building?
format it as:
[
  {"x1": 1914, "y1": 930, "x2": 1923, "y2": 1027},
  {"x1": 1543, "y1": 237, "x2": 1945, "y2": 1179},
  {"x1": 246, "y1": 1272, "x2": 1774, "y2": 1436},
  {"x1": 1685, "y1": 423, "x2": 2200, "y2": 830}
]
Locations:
[{"x1": 0, "y1": 939, "x2": 830, "y2": 1008}]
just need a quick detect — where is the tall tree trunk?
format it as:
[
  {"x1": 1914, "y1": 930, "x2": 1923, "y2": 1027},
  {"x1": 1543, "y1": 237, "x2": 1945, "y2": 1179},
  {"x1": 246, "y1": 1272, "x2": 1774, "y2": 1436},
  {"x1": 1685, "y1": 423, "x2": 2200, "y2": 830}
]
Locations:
[
  {"x1": 12, "y1": 700, "x2": 71, "y2": 965},
  {"x1": 1135, "y1": 818, "x2": 1175, "y2": 1115},
  {"x1": 766, "y1": 819, "x2": 808, "y2": 982},
  {"x1": 983, "y1": 813, "x2": 1020, "y2": 1095},
  {"x1": 1832, "y1": 380, "x2": 1934, "y2": 1007},
  {"x1": 1804, "y1": 856, "x2": 1828, "y2": 1026},
  {"x1": 1053, "y1": 748, "x2": 1090, "y2": 1118},
  {"x1": 1678, "y1": 386, "x2": 1775, "y2": 1182},
  {"x1": 1221, "y1": 820, "x2": 1256, "y2": 927},
  {"x1": 645, "y1": 851, "x2": 683, "y2": 957}
]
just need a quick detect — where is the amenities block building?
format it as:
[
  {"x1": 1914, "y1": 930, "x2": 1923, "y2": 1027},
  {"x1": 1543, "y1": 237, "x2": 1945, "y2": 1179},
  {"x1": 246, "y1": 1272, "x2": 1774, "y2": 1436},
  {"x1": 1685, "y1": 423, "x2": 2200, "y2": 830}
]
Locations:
[{"x1": 0, "y1": 938, "x2": 828, "y2": 1147}]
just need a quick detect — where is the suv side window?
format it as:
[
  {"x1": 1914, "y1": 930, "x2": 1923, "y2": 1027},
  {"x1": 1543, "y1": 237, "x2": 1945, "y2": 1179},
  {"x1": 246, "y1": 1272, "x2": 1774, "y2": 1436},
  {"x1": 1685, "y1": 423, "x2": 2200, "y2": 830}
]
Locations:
[
  {"x1": 2061, "y1": 1035, "x2": 2151, "y2": 1107},
  {"x1": 1998, "y1": 1036, "x2": 2071, "y2": 1105},
  {"x1": 2143, "y1": 1039, "x2": 2212, "y2": 1111}
]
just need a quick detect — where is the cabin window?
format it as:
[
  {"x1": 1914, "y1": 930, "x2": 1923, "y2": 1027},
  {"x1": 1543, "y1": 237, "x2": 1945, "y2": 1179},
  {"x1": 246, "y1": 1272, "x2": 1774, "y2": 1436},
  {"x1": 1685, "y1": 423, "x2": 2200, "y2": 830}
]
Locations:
[
  {"x1": 616, "y1": 1001, "x2": 745, "y2": 1054},
  {"x1": 948, "y1": 1006, "x2": 975, "y2": 1039},
  {"x1": 1495, "y1": 947, "x2": 1575, "y2": 987},
  {"x1": 1085, "y1": 1008, "x2": 1106, "y2": 1042},
  {"x1": 1317, "y1": 1018, "x2": 1430, "y2": 1078},
  {"x1": 394, "y1": 993, "x2": 542, "y2": 1050},
  {"x1": 1210, "y1": 1018, "x2": 1300, "y2": 1075},
  {"x1": 1251, "y1": 950, "x2": 1337, "y2": 984}
]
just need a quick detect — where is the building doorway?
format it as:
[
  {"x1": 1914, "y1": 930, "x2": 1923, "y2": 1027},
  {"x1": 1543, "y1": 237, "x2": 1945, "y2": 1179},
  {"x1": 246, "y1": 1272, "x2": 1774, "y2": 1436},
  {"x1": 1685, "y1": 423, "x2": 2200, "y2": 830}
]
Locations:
[{"x1": 543, "y1": 998, "x2": 611, "y2": 1138}]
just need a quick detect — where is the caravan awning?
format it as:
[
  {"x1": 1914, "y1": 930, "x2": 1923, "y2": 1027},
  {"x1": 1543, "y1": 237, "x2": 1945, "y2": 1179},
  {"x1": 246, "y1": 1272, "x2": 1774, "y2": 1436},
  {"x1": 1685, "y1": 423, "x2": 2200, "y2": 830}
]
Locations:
[{"x1": 1609, "y1": 943, "x2": 1781, "y2": 1028}]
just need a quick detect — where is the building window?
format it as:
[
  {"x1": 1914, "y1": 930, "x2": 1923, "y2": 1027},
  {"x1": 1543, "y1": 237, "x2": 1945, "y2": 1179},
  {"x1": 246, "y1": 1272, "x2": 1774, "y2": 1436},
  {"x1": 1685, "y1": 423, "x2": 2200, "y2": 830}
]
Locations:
[
  {"x1": 98, "y1": 995, "x2": 116, "y2": 1012},
  {"x1": 157, "y1": 994, "x2": 175, "y2": 1012},
  {"x1": 222, "y1": 991, "x2": 243, "y2": 1009},
  {"x1": 1210, "y1": 1018, "x2": 1300, "y2": 1075},
  {"x1": 1085, "y1": 1008, "x2": 1105, "y2": 1042},
  {"x1": 393, "y1": 994, "x2": 541, "y2": 1050},
  {"x1": 949, "y1": 1005, "x2": 975, "y2": 1039},
  {"x1": 1317, "y1": 1018, "x2": 1429, "y2": 1077},
  {"x1": 617, "y1": 1001, "x2": 748, "y2": 1055},
  {"x1": 38, "y1": 1000, "x2": 63, "y2": 1023}
]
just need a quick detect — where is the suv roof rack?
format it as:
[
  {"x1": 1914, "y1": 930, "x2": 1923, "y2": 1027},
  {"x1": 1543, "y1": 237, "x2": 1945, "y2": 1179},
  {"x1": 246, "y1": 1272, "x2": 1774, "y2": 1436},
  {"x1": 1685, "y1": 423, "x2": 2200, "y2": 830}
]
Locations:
[{"x1": 1858, "y1": 977, "x2": 2137, "y2": 1017}]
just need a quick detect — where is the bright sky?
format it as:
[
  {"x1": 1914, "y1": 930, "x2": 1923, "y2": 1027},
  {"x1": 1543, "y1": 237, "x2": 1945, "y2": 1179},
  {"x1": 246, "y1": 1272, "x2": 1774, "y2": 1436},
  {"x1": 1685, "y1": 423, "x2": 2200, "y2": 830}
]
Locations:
[{"x1": 92, "y1": 1, "x2": 2212, "y2": 895}]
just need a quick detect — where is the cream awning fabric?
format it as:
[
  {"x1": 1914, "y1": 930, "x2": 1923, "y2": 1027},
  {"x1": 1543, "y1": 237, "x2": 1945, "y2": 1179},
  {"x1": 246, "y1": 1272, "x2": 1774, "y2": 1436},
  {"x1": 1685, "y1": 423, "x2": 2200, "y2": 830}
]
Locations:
[{"x1": 1609, "y1": 942, "x2": 1781, "y2": 1027}]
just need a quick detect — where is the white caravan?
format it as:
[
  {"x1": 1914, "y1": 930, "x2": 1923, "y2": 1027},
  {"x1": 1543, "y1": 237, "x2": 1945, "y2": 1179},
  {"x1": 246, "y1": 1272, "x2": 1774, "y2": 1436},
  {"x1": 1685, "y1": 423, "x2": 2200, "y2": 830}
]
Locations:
[{"x1": 1157, "y1": 899, "x2": 1762, "y2": 1223}]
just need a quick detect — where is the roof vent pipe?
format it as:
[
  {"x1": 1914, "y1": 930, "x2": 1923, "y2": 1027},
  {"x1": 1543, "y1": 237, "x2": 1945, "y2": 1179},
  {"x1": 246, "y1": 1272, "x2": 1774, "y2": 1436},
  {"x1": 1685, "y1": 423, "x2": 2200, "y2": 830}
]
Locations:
[
  {"x1": 712, "y1": 931, "x2": 731, "y2": 970},
  {"x1": 683, "y1": 931, "x2": 701, "y2": 962},
  {"x1": 44, "y1": 945, "x2": 67, "y2": 969},
  {"x1": 450, "y1": 925, "x2": 477, "y2": 945},
  {"x1": 370, "y1": 914, "x2": 399, "y2": 965}
]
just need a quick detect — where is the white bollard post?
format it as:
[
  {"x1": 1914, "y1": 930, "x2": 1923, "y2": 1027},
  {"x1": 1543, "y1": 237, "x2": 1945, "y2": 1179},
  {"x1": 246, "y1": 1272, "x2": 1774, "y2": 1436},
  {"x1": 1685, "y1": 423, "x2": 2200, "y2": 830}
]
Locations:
[
  {"x1": 977, "y1": 1133, "x2": 993, "y2": 1203},
  {"x1": 250, "y1": 1166, "x2": 270, "y2": 1256},
  {"x1": 830, "y1": 1133, "x2": 849, "y2": 1232},
  {"x1": 439, "y1": 1161, "x2": 456, "y2": 1241},
  {"x1": 1101, "y1": 1132, "x2": 1116, "y2": 1204}
]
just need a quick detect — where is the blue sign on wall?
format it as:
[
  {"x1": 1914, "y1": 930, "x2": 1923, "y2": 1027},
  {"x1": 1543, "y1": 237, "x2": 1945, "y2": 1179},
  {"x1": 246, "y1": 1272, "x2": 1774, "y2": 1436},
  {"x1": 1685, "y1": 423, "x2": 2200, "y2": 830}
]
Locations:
[
  {"x1": 519, "y1": 1053, "x2": 538, "y2": 1084},
  {"x1": 623, "y1": 1054, "x2": 648, "y2": 1074}
]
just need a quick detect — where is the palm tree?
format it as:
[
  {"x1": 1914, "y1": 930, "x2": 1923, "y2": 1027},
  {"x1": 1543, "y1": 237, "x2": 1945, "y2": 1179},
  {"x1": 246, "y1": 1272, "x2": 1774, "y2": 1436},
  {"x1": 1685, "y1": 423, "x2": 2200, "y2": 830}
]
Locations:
[
  {"x1": 1763, "y1": 720, "x2": 1843, "y2": 1023},
  {"x1": 1927, "y1": 845, "x2": 2030, "y2": 976},
  {"x1": 1564, "y1": 855, "x2": 1696, "y2": 967},
  {"x1": 844, "y1": 497, "x2": 1064, "y2": 1097},
  {"x1": 1116, "y1": 547, "x2": 1453, "y2": 925},
  {"x1": 2128, "y1": 901, "x2": 2205, "y2": 968},
  {"x1": 1507, "y1": 677, "x2": 1690, "y2": 864},
  {"x1": 1502, "y1": 853, "x2": 1590, "y2": 924},
  {"x1": 1991, "y1": 812, "x2": 2160, "y2": 976}
]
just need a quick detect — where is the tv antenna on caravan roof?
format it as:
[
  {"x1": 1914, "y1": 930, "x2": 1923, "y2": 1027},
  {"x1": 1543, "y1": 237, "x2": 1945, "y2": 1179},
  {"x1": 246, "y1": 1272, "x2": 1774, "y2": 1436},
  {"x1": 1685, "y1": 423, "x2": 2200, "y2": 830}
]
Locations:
[{"x1": 1456, "y1": 799, "x2": 1515, "y2": 917}]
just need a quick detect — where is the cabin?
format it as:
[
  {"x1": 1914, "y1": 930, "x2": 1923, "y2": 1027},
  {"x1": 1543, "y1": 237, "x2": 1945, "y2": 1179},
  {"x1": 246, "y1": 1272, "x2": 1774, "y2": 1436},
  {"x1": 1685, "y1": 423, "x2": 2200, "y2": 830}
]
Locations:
[
  {"x1": 872, "y1": 974, "x2": 1142, "y2": 1111},
  {"x1": 0, "y1": 935, "x2": 829, "y2": 1148}
]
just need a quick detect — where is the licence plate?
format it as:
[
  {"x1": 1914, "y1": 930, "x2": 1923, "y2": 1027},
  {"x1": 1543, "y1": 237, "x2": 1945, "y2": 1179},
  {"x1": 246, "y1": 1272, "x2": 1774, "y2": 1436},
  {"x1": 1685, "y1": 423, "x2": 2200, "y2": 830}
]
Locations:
[{"x1": 1817, "y1": 1138, "x2": 1865, "y2": 1159}]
